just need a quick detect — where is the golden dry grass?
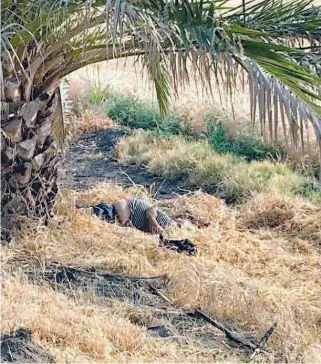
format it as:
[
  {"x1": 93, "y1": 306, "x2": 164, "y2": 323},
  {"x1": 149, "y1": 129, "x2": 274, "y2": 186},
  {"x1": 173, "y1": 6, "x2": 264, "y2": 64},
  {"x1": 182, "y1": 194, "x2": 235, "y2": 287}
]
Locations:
[
  {"x1": 239, "y1": 193, "x2": 321, "y2": 241},
  {"x1": 73, "y1": 110, "x2": 115, "y2": 134},
  {"x1": 2, "y1": 182, "x2": 321, "y2": 363}
]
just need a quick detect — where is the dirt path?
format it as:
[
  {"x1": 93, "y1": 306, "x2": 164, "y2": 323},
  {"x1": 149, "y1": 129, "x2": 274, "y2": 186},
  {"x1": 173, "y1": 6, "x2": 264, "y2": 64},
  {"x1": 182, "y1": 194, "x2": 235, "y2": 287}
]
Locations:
[{"x1": 60, "y1": 127, "x2": 190, "y2": 199}]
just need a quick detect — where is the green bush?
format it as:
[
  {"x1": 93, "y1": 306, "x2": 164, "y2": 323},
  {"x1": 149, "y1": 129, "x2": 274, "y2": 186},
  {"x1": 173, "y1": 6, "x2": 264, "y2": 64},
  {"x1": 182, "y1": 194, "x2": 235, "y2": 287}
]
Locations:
[
  {"x1": 87, "y1": 84, "x2": 303, "y2": 175},
  {"x1": 206, "y1": 117, "x2": 285, "y2": 162},
  {"x1": 295, "y1": 178, "x2": 321, "y2": 205},
  {"x1": 117, "y1": 130, "x2": 320, "y2": 204},
  {"x1": 106, "y1": 94, "x2": 158, "y2": 129},
  {"x1": 89, "y1": 86, "x2": 287, "y2": 163},
  {"x1": 104, "y1": 93, "x2": 181, "y2": 135}
]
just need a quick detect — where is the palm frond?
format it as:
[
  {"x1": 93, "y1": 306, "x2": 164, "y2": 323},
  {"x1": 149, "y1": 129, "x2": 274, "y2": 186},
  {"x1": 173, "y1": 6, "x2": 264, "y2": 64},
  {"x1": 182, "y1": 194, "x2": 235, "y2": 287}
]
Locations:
[
  {"x1": 2, "y1": 0, "x2": 321, "y2": 164},
  {"x1": 224, "y1": 0, "x2": 321, "y2": 45}
]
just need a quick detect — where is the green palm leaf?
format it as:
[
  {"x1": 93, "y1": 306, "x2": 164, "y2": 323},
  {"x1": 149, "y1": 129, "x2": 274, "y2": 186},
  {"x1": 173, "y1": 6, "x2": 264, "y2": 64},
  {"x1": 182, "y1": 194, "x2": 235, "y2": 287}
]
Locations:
[{"x1": 1, "y1": 0, "x2": 321, "y2": 161}]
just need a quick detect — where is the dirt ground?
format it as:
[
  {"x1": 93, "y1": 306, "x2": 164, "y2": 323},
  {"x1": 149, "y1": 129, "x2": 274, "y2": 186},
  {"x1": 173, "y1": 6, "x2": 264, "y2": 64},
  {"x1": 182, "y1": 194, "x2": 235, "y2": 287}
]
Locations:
[
  {"x1": 60, "y1": 127, "x2": 196, "y2": 199},
  {"x1": 24, "y1": 260, "x2": 255, "y2": 355},
  {"x1": 1, "y1": 329, "x2": 54, "y2": 363}
]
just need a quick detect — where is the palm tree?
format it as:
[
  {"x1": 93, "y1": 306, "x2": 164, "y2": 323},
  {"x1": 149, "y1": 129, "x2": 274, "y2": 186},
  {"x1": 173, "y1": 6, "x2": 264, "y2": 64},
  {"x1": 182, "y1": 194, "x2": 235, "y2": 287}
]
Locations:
[{"x1": 1, "y1": 0, "x2": 320, "y2": 240}]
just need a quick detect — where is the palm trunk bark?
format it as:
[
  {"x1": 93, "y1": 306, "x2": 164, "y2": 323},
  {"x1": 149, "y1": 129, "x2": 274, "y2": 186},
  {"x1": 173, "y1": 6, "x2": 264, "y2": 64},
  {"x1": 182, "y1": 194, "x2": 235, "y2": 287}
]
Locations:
[{"x1": 1, "y1": 79, "x2": 61, "y2": 242}]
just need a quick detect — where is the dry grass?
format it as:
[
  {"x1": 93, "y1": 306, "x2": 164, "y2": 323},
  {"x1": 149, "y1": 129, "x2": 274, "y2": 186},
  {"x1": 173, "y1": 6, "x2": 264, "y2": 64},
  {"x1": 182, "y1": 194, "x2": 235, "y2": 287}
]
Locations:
[
  {"x1": 73, "y1": 110, "x2": 114, "y2": 134},
  {"x1": 2, "y1": 182, "x2": 321, "y2": 363},
  {"x1": 169, "y1": 191, "x2": 235, "y2": 228},
  {"x1": 1, "y1": 272, "x2": 149, "y2": 363},
  {"x1": 239, "y1": 194, "x2": 321, "y2": 248},
  {"x1": 67, "y1": 80, "x2": 115, "y2": 134}
]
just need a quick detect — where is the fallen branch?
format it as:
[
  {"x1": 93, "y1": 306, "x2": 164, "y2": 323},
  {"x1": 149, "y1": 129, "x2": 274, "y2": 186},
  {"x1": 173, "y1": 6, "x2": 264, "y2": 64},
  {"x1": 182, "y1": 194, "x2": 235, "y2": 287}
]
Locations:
[
  {"x1": 47, "y1": 261, "x2": 164, "y2": 281},
  {"x1": 149, "y1": 284, "x2": 277, "y2": 356},
  {"x1": 193, "y1": 309, "x2": 257, "y2": 350},
  {"x1": 148, "y1": 284, "x2": 175, "y2": 306},
  {"x1": 249, "y1": 323, "x2": 277, "y2": 361}
]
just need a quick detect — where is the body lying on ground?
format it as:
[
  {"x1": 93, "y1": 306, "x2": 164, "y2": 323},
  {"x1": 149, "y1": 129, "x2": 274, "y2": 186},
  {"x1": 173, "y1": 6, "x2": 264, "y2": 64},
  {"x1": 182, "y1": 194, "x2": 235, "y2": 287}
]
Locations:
[
  {"x1": 113, "y1": 198, "x2": 175, "y2": 235},
  {"x1": 76, "y1": 198, "x2": 197, "y2": 254}
]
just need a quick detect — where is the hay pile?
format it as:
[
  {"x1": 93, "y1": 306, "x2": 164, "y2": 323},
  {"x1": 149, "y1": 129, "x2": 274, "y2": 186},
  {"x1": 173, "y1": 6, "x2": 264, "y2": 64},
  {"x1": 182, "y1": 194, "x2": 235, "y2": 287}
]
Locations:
[
  {"x1": 74, "y1": 110, "x2": 114, "y2": 134},
  {"x1": 239, "y1": 194, "x2": 321, "y2": 247},
  {"x1": 168, "y1": 191, "x2": 235, "y2": 228}
]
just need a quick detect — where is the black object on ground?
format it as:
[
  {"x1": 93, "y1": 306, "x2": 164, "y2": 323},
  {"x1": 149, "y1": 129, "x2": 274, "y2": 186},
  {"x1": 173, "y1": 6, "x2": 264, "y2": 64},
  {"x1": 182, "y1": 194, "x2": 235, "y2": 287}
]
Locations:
[
  {"x1": 149, "y1": 284, "x2": 277, "y2": 356},
  {"x1": 76, "y1": 202, "x2": 116, "y2": 222},
  {"x1": 0, "y1": 328, "x2": 54, "y2": 363},
  {"x1": 159, "y1": 235, "x2": 198, "y2": 255}
]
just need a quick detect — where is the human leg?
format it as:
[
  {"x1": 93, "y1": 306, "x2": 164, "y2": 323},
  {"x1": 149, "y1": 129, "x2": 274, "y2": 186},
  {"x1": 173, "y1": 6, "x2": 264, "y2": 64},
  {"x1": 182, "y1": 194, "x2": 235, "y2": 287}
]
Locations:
[{"x1": 112, "y1": 199, "x2": 132, "y2": 226}]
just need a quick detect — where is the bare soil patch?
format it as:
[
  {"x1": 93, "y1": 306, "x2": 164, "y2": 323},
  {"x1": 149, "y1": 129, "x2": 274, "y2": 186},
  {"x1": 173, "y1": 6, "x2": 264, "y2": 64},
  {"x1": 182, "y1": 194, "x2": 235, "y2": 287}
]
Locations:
[
  {"x1": 0, "y1": 329, "x2": 54, "y2": 363},
  {"x1": 60, "y1": 127, "x2": 191, "y2": 199}
]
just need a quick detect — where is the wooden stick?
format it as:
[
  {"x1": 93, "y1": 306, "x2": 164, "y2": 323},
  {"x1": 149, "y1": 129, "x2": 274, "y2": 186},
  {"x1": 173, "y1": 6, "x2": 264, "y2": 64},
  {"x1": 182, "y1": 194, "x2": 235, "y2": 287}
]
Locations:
[
  {"x1": 193, "y1": 309, "x2": 257, "y2": 350},
  {"x1": 149, "y1": 284, "x2": 258, "y2": 350},
  {"x1": 148, "y1": 284, "x2": 176, "y2": 306},
  {"x1": 249, "y1": 323, "x2": 277, "y2": 361}
]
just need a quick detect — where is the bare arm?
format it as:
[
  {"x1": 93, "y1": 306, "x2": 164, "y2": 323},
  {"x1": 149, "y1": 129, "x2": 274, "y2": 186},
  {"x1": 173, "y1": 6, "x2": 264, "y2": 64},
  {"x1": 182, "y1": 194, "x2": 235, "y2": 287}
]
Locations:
[{"x1": 146, "y1": 207, "x2": 165, "y2": 235}]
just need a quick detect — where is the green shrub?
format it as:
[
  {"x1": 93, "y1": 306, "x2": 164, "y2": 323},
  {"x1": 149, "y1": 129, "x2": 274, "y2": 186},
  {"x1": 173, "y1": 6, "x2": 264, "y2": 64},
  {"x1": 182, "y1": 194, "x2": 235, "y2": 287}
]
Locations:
[
  {"x1": 106, "y1": 94, "x2": 158, "y2": 129},
  {"x1": 294, "y1": 178, "x2": 321, "y2": 205},
  {"x1": 104, "y1": 93, "x2": 181, "y2": 135},
  {"x1": 89, "y1": 85, "x2": 287, "y2": 164},
  {"x1": 206, "y1": 117, "x2": 285, "y2": 162},
  {"x1": 156, "y1": 113, "x2": 182, "y2": 136}
]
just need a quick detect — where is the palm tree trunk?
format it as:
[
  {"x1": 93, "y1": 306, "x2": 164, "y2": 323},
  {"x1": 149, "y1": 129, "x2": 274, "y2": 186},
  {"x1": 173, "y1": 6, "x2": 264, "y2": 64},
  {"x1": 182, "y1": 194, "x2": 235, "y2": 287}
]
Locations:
[{"x1": 1, "y1": 79, "x2": 61, "y2": 242}]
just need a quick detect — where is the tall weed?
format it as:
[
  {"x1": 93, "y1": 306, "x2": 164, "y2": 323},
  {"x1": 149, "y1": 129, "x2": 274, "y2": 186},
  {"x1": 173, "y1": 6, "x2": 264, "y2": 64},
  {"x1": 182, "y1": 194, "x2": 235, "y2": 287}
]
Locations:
[{"x1": 206, "y1": 117, "x2": 285, "y2": 162}]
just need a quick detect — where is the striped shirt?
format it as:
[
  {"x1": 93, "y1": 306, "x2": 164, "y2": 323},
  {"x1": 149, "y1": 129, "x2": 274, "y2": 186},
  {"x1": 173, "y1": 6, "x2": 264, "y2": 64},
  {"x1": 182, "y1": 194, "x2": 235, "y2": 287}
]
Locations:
[{"x1": 126, "y1": 198, "x2": 172, "y2": 233}]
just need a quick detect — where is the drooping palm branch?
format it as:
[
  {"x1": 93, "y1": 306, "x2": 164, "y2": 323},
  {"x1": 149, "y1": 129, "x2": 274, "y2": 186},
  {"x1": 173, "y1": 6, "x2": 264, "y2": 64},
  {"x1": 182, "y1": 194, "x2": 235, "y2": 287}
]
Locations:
[
  {"x1": 157, "y1": 0, "x2": 321, "y2": 152},
  {"x1": 154, "y1": 0, "x2": 321, "y2": 163}
]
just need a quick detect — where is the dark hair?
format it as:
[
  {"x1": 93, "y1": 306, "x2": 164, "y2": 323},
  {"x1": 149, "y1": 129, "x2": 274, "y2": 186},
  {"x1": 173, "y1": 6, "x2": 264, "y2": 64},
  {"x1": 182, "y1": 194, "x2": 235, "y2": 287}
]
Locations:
[{"x1": 91, "y1": 203, "x2": 116, "y2": 222}]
